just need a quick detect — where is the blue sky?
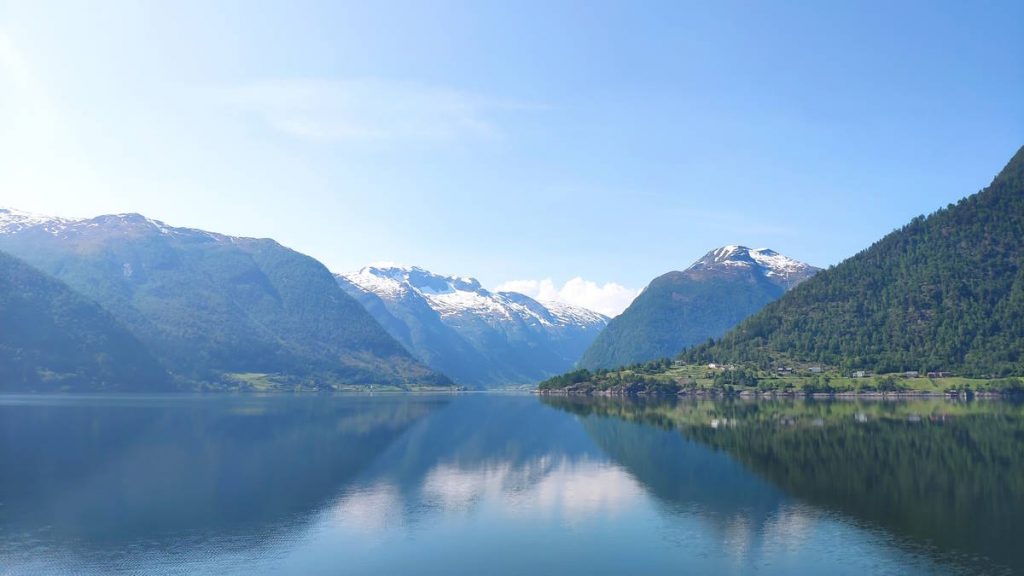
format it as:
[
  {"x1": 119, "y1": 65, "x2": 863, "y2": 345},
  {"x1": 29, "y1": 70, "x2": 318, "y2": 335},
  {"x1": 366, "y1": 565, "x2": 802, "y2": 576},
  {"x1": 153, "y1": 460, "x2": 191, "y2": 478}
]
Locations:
[{"x1": 1, "y1": 0, "x2": 1021, "y2": 314}]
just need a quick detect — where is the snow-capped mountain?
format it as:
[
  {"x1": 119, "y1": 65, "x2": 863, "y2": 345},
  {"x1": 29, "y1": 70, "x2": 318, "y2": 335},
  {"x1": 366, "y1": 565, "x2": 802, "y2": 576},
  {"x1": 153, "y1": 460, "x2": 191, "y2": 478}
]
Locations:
[
  {"x1": 579, "y1": 246, "x2": 819, "y2": 369},
  {"x1": 1, "y1": 208, "x2": 224, "y2": 241},
  {"x1": 0, "y1": 208, "x2": 74, "y2": 235},
  {"x1": 688, "y1": 245, "x2": 818, "y2": 289},
  {"x1": 337, "y1": 264, "x2": 608, "y2": 387}
]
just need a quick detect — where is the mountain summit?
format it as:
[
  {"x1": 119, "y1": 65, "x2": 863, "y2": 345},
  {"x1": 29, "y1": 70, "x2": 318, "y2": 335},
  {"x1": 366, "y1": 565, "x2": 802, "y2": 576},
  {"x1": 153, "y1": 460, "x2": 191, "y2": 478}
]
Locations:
[
  {"x1": 690, "y1": 246, "x2": 818, "y2": 289},
  {"x1": 577, "y1": 246, "x2": 819, "y2": 369},
  {"x1": 337, "y1": 264, "x2": 607, "y2": 387}
]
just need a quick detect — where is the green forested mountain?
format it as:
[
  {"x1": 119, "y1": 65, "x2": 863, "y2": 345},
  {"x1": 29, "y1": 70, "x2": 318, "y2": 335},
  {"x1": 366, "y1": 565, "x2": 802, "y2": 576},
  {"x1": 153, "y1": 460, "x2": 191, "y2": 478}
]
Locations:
[
  {"x1": 0, "y1": 250, "x2": 172, "y2": 391},
  {"x1": 578, "y1": 246, "x2": 817, "y2": 369},
  {"x1": 0, "y1": 212, "x2": 447, "y2": 388},
  {"x1": 682, "y1": 146, "x2": 1024, "y2": 376}
]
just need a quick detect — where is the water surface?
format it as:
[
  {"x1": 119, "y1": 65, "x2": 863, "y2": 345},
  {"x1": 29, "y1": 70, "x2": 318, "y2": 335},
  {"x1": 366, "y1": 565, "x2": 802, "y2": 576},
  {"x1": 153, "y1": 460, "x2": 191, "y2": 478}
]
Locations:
[{"x1": 1, "y1": 394, "x2": 1021, "y2": 574}]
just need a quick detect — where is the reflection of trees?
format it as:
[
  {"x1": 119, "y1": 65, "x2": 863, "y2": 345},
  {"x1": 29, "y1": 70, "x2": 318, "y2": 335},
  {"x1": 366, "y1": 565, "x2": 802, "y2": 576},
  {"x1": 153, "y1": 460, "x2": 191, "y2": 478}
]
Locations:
[
  {"x1": 542, "y1": 396, "x2": 1024, "y2": 573},
  {"x1": 581, "y1": 413, "x2": 785, "y2": 520},
  {"x1": 0, "y1": 396, "x2": 445, "y2": 548}
]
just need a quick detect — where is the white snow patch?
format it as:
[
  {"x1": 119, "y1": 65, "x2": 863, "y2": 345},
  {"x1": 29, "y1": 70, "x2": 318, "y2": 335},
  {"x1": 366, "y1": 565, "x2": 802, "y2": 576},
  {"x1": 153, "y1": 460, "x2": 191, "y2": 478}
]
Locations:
[
  {"x1": 341, "y1": 265, "x2": 613, "y2": 330},
  {"x1": 688, "y1": 245, "x2": 817, "y2": 286},
  {"x1": 748, "y1": 247, "x2": 808, "y2": 280},
  {"x1": 0, "y1": 208, "x2": 250, "y2": 244},
  {"x1": 0, "y1": 207, "x2": 71, "y2": 235}
]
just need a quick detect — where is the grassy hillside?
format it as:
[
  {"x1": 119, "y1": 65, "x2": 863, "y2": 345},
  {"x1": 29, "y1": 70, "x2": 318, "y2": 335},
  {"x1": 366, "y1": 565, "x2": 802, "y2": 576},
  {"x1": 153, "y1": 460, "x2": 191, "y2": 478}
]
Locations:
[{"x1": 537, "y1": 360, "x2": 1020, "y2": 396}]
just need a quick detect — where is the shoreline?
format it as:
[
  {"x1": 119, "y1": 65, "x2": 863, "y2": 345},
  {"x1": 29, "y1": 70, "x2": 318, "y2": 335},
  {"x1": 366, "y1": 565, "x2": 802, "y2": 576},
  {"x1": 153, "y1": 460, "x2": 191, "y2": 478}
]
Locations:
[{"x1": 535, "y1": 388, "x2": 1018, "y2": 400}]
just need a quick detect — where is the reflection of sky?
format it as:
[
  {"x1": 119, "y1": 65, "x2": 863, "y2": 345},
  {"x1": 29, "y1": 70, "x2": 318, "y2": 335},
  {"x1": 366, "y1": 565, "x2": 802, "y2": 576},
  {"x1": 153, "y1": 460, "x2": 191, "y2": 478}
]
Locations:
[
  {"x1": 331, "y1": 457, "x2": 645, "y2": 535},
  {"x1": 272, "y1": 448, "x2": 948, "y2": 576},
  {"x1": 330, "y1": 482, "x2": 404, "y2": 533},
  {"x1": 262, "y1": 399, "x2": 950, "y2": 573}
]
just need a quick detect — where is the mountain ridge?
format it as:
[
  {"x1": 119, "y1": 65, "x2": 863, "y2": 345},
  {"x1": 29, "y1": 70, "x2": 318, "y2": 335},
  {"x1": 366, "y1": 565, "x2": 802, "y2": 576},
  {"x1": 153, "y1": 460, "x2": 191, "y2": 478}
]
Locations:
[{"x1": 0, "y1": 210, "x2": 448, "y2": 389}]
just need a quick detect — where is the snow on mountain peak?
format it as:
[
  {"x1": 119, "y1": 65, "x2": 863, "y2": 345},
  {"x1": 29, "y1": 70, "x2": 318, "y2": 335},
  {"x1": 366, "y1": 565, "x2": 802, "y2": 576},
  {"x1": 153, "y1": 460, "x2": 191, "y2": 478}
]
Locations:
[
  {"x1": 539, "y1": 298, "x2": 608, "y2": 326},
  {"x1": 0, "y1": 208, "x2": 71, "y2": 235},
  {"x1": 337, "y1": 265, "x2": 611, "y2": 386},
  {"x1": 689, "y1": 245, "x2": 818, "y2": 288},
  {"x1": 352, "y1": 264, "x2": 484, "y2": 298},
  {"x1": 0, "y1": 208, "x2": 250, "y2": 244},
  {"x1": 341, "y1": 264, "x2": 607, "y2": 329}
]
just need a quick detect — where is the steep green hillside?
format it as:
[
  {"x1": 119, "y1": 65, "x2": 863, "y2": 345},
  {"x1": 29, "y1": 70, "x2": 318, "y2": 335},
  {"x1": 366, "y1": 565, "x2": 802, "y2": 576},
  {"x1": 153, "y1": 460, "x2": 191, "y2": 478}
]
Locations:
[
  {"x1": 683, "y1": 146, "x2": 1024, "y2": 376},
  {"x1": 0, "y1": 250, "x2": 172, "y2": 391},
  {"x1": 0, "y1": 214, "x2": 447, "y2": 388}
]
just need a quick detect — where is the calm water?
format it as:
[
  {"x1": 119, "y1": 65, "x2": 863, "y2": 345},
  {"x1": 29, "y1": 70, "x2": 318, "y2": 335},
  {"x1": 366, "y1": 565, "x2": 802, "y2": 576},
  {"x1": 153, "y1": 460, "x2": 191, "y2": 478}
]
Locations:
[{"x1": 1, "y1": 394, "x2": 1022, "y2": 575}]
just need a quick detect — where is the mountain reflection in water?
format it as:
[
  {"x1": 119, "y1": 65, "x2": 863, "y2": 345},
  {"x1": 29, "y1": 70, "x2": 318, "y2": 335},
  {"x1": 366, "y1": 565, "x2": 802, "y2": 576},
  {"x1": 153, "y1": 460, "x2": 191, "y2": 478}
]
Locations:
[
  {"x1": 0, "y1": 394, "x2": 1020, "y2": 575},
  {"x1": 543, "y1": 396, "x2": 1024, "y2": 573}
]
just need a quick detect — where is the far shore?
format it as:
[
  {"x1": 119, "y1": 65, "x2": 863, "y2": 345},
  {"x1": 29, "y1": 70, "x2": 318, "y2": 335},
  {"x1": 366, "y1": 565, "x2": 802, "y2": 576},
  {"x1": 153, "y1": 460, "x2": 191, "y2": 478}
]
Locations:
[{"x1": 535, "y1": 388, "x2": 1018, "y2": 400}]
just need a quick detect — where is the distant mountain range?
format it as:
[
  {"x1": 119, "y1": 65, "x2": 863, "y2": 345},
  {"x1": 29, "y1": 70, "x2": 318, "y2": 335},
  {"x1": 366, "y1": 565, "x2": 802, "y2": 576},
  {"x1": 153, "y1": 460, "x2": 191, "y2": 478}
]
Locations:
[
  {"x1": 337, "y1": 265, "x2": 608, "y2": 387},
  {"x1": 578, "y1": 246, "x2": 818, "y2": 369},
  {"x1": 0, "y1": 210, "x2": 446, "y2": 390},
  {"x1": 5, "y1": 145, "x2": 1020, "y2": 390},
  {"x1": 683, "y1": 145, "x2": 1024, "y2": 377}
]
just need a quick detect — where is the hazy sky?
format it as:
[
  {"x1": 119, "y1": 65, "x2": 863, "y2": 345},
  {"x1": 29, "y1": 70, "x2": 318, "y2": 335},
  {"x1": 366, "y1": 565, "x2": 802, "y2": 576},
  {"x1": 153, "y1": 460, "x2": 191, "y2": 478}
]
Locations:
[{"x1": 1, "y1": 0, "x2": 1021, "y2": 315}]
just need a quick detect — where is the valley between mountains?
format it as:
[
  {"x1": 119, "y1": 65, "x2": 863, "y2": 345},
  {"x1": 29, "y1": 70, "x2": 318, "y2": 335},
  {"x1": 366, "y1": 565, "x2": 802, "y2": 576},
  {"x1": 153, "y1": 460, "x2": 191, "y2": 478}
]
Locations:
[
  {"x1": 0, "y1": 205, "x2": 813, "y2": 391},
  {"x1": 2, "y1": 145, "x2": 1022, "y2": 393}
]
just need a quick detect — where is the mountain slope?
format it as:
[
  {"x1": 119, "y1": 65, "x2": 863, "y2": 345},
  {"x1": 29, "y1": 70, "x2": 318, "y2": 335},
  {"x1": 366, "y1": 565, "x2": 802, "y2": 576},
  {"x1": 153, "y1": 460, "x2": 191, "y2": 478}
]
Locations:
[
  {"x1": 683, "y1": 145, "x2": 1024, "y2": 376},
  {"x1": 0, "y1": 211, "x2": 446, "y2": 388},
  {"x1": 337, "y1": 265, "x2": 608, "y2": 387},
  {"x1": 0, "y1": 250, "x2": 172, "y2": 391},
  {"x1": 579, "y1": 247, "x2": 818, "y2": 369}
]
